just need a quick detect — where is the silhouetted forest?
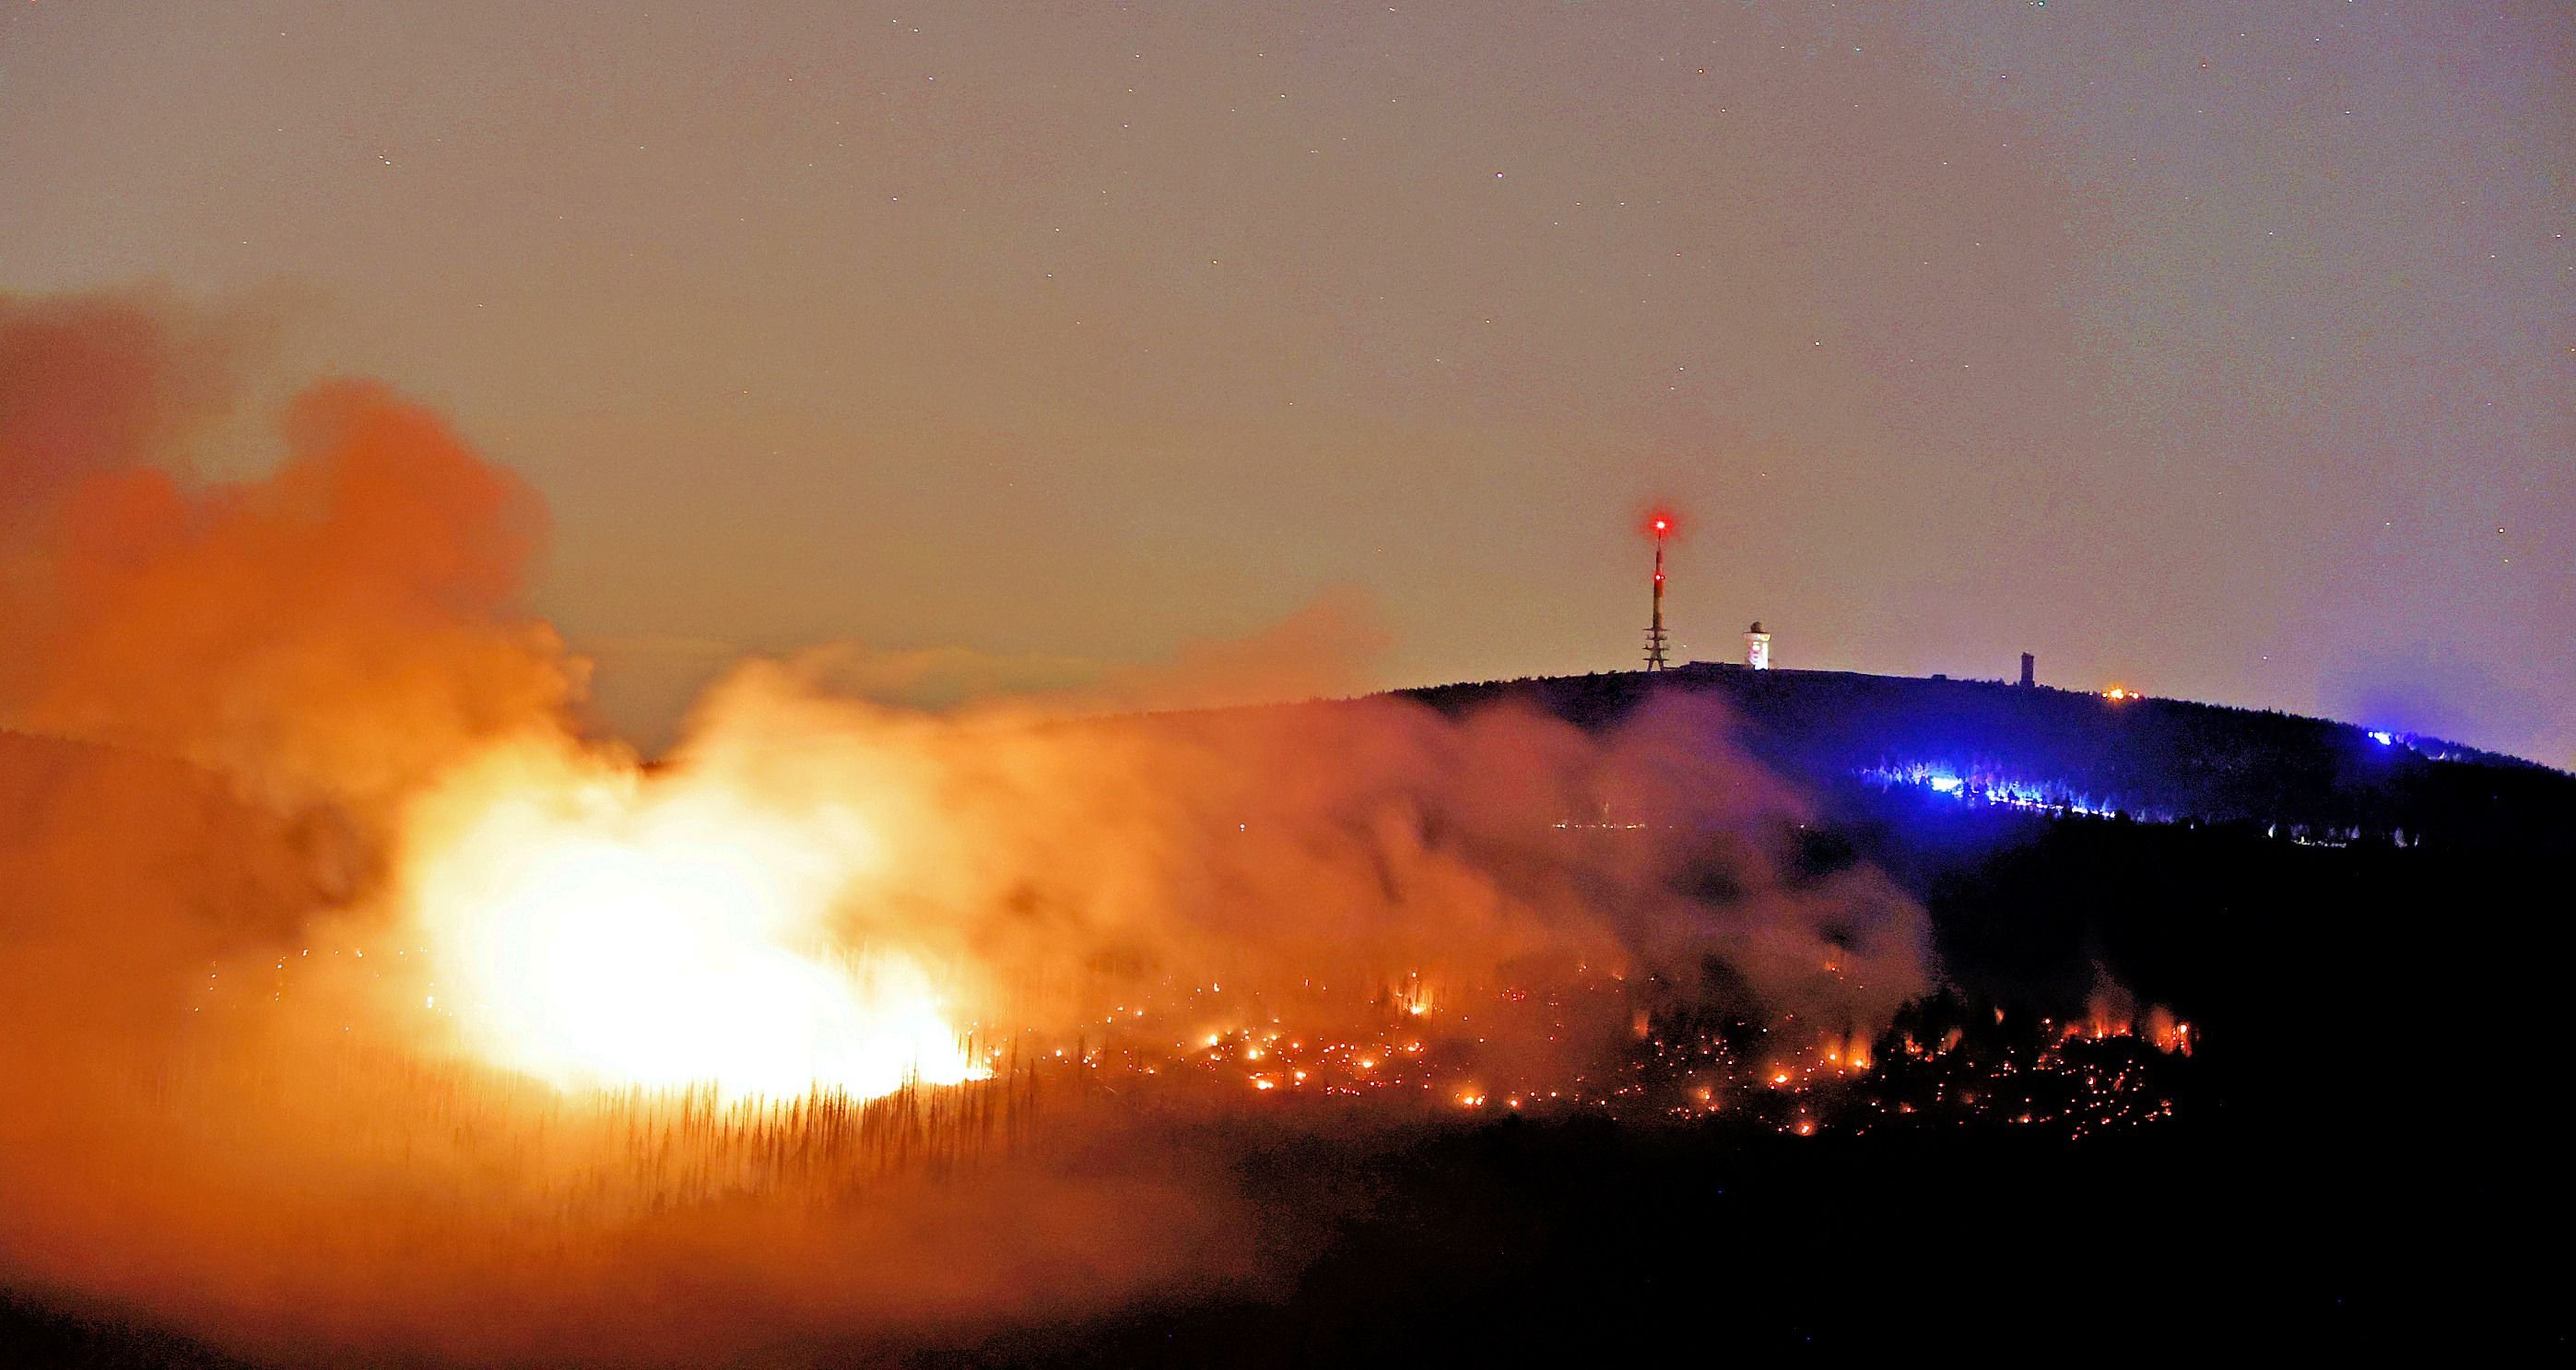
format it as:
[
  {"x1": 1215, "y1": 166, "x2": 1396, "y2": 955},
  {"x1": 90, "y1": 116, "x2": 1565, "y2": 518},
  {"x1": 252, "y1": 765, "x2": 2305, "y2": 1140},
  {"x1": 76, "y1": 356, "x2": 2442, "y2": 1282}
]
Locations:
[
  {"x1": 7, "y1": 671, "x2": 2567, "y2": 1364},
  {"x1": 1408, "y1": 665, "x2": 2572, "y2": 847},
  {"x1": 920, "y1": 675, "x2": 2569, "y2": 1362}
]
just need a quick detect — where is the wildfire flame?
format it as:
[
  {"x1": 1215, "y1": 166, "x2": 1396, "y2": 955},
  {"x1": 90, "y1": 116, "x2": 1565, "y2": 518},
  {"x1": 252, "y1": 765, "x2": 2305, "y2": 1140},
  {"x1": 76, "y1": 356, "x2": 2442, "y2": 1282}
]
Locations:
[{"x1": 401, "y1": 739, "x2": 977, "y2": 1103}]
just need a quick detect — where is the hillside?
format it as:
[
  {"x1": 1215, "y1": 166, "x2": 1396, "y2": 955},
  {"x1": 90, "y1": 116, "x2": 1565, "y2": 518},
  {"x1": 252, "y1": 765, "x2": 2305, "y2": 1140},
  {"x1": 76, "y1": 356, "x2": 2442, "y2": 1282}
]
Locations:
[
  {"x1": 1402, "y1": 665, "x2": 2574, "y2": 852},
  {"x1": 5, "y1": 673, "x2": 2570, "y2": 1362}
]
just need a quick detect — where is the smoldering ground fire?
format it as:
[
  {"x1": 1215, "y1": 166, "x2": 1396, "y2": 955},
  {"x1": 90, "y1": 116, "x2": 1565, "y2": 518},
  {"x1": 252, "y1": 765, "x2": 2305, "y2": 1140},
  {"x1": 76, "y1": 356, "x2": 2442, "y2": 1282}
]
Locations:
[{"x1": 0, "y1": 289, "x2": 2209, "y2": 1364}]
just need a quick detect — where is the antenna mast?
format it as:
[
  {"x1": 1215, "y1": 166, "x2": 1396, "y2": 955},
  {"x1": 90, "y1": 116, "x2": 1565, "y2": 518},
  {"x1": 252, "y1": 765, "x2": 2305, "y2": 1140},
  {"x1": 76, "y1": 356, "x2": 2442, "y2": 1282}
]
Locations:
[{"x1": 1643, "y1": 514, "x2": 1672, "y2": 670}]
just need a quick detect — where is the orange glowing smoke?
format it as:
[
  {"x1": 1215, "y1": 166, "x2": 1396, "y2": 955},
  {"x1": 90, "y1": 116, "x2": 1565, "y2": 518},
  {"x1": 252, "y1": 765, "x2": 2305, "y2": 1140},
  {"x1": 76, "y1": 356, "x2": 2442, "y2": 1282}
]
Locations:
[
  {"x1": 400, "y1": 738, "x2": 978, "y2": 1103},
  {"x1": 2147, "y1": 1005, "x2": 2194, "y2": 1056},
  {"x1": 0, "y1": 288, "x2": 1943, "y2": 1367}
]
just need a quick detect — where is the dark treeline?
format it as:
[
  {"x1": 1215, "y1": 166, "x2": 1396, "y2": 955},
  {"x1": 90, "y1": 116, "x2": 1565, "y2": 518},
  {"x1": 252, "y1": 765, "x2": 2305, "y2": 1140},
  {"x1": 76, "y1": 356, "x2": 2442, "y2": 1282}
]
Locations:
[
  {"x1": 1406, "y1": 666, "x2": 2574, "y2": 848},
  {"x1": 914, "y1": 676, "x2": 2568, "y2": 1364},
  {"x1": 916, "y1": 753, "x2": 2564, "y2": 1364},
  {"x1": 6, "y1": 671, "x2": 2567, "y2": 1364}
]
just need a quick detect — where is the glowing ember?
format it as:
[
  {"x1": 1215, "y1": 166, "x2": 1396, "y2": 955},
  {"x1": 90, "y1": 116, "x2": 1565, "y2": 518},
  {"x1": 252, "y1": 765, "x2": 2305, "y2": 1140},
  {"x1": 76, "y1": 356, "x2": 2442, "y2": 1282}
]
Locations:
[{"x1": 402, "y1": 741, "x2": 977, "y2": 1103}]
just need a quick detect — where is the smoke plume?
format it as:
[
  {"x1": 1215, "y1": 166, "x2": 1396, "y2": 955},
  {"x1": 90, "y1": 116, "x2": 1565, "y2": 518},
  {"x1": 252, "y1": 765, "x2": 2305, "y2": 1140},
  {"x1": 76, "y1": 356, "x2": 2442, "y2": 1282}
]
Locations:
[{"x1": 0, "y1": 289, "x2": 1929, "y2": 1364}]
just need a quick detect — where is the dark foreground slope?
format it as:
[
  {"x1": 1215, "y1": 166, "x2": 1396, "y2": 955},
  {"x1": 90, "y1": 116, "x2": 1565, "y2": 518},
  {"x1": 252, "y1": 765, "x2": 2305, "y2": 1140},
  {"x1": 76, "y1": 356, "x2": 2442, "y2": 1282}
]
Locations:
[
  {"x1": 929, "y1": 672, "x2": 2572, "y2": 1364},
  {"x1": 5, "y1": 676, "x2": 2569, "y2": 1365}
]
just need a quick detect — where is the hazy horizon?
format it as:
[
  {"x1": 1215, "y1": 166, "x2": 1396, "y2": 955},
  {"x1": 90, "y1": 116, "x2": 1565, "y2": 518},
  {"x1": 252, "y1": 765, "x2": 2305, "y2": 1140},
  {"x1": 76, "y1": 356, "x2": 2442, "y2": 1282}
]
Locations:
[{"x1": 6, "y1": 1, "x2": 2567, "y2": 764}]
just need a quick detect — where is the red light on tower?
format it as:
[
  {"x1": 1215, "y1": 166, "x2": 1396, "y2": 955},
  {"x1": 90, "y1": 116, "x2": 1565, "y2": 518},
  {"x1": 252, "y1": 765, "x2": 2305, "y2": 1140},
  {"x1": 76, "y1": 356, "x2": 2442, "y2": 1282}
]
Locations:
[{"x1": 1641, "y1": 506, "x2": 1677, "y2": 670}]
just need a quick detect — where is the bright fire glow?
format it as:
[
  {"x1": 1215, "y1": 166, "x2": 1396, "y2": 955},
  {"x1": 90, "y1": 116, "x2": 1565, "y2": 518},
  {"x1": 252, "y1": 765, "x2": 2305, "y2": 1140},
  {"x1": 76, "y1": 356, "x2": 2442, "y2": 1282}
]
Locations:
[{"x1": 403, "y1": 742, "x2": 977, "y2": 1103}]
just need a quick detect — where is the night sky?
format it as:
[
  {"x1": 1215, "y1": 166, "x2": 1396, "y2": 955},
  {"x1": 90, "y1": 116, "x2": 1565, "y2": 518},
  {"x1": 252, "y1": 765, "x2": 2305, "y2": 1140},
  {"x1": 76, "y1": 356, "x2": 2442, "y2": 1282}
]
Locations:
[{"x1": 4, "y1": 2, "x2": 2567, "y2": 763}]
